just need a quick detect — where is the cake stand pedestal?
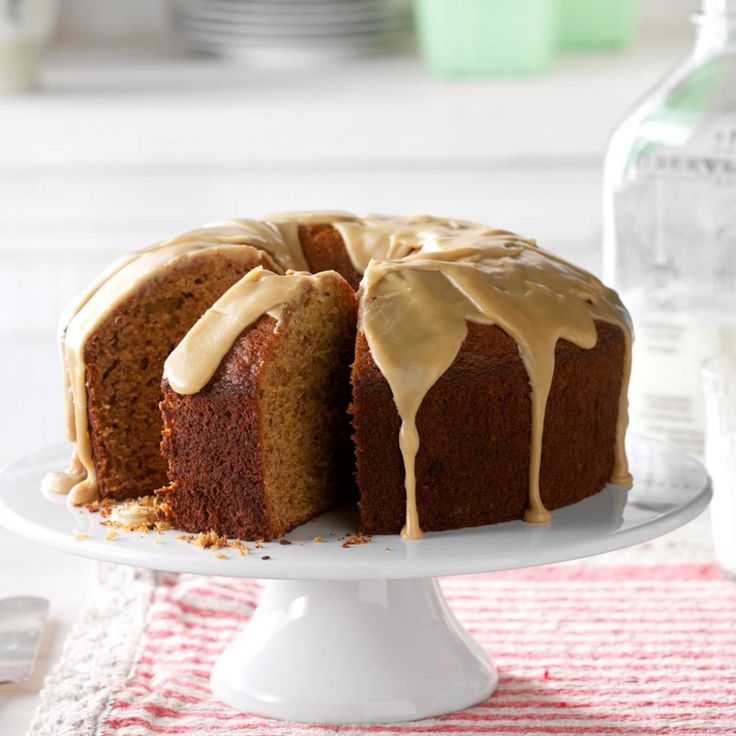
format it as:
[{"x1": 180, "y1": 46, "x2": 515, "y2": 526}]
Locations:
[
  {"x1": 211, "y1": 577, "x2": 495, "y2": 723},
  {"x1": 0, "y1": 436, "x2": 711, "y2": 725}
]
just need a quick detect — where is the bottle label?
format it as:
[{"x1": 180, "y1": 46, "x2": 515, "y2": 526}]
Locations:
[{"x1": 622, "y1": 296, "x2": 735, "y2": 457}]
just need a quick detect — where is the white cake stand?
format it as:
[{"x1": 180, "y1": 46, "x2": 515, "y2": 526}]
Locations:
[{"x1": 0, "y1": 436, "x2": 711, "y2": 725}]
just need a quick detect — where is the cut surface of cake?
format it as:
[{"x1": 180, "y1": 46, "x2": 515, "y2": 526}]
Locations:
[
  {"x1": 158, "y1": 268, "x2": 358, "y2": 540},
  {"x1": 44, "y1": 242, "x2": 277, "y2": 504},
  {"x1": 44, "y1": 212, "x2": 633, "y2": 543}
]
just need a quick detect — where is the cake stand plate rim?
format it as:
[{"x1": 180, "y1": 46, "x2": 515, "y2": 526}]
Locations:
[{"x1": 0, "y1": 435, "x2": 712, "y2": 580}]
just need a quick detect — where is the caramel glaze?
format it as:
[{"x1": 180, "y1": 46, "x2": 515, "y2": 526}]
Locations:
[
  {"x1": 164, "y1": 268, "x2": 339, "y2": 395},
  {"x1": 47, "y1": 213, "x2": 632, "y2": 540}
]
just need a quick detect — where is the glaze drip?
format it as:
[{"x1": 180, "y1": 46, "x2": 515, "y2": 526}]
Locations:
[
  {"x1": 164, "y1": 219, "x2": 310, "y2": 272},
  {"x1": 359, "y1": 234, "x2": 632, "y2": 539},
  {"x1": 164, "y1": 268, "x2": 332, "y2": 395},
  {"x1": 333, "y1": 214, "x2": 491, "y2": 273},
  {"x1": 268, "y1": 211, "x2": 493, "y2": 275}
]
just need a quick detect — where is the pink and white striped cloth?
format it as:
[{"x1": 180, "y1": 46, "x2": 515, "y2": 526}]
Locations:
[{"x1": 32, "y1": 563, "x2": 736, "y2": 735}]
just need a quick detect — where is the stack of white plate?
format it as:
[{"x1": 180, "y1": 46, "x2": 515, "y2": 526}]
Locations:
[{"x1": 171, "y1": 0, "x2": 413, "y2": 63}]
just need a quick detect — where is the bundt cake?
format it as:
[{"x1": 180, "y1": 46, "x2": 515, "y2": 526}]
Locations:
[{"x1": 44, "y1": 212, "x2": 632, "y2": 542}]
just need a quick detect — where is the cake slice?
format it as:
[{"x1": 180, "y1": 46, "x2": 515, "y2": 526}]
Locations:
[
  {"x1": 47, "y1": 243, "x2": 276, "y2": 505},
  {"x1": 158, "y1": 268, "x2": 358, "y2": 540}
]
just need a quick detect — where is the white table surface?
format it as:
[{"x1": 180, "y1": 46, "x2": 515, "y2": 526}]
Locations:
[{"x1": 0, "y1": 31, "x2": 705, "y2": 734}]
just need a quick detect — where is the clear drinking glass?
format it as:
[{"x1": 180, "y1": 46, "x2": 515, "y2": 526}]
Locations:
[{"x1": 702, "y1": 354, "x2": 736, "y2": 578}]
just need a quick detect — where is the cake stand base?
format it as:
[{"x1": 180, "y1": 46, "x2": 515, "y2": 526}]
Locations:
[{"x1": 210, "y1": 577, "x2": 497, "y2": 724}]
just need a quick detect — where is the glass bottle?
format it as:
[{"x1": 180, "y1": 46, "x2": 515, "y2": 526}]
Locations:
[{"x1": 603, "y1": 0, "x2": 736, "y2": 458}]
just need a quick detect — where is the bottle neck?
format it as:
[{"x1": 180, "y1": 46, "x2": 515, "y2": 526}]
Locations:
[{"x1": 692, "y1": 7, "x2": 736, "y2": 56}]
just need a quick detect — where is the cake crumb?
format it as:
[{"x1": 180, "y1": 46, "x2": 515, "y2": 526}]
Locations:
[
  {"x1": 73, "y1": 533, "x2": 90, "y2": 542},
  {"x1": 213, "y1": 552, "x2": 228, "y2": 560},
  {"x1": 278, "y1": 539, "x2": 292, "y2": 545},
  {"x1": 342, "y1": 534, "x2": 371, "y2": 549},
  {"x1": 313, "y1": 536, "x2": 323, "y2": 544},
  {"x1": 99, "y1": 498, "x2": 115, "y2": 518},
  {"x1": 228, "y1": 539, "x2": 251, "y2": 556},
  {"x1": 384, "y1": 546, "x2": 394, "y2": 552},
  {"x1": 174, "y1": 531, "x2": 254, "y2": 554},
  {"x1": 193, "y1": 530, "x2": 228, "y2": 549},
  {"x1": 154, "y1": 538, "x2": 163, "y2": 545},
  {"x1": 255, "y1": 539, "x2": 265, "y2": 549},
  {"x1": 261, "y1": 555, "x2": 271, "y2": 560},
  {"x1": 104, "y1": 529, "x2": 119, "y2": 541},
  {"x1": 85, "y1": 500, "x2": 100, "y2": 513}
]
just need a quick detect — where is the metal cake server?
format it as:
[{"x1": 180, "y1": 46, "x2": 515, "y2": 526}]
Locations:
[{"x1": 0, "y1": 596, "x2": 48, "y2": 684}]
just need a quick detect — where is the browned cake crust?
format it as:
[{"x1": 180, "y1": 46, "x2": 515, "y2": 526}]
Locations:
[
  {"x1": 159, "y1": 276, "x2": 358, "y2": 540},
  {"x1": 352, "y1": 320, "x2": 625, "y2": 534},
  {"x1": 299, "y1": 224, "x2": 362, "y2": 289},
  {"x1": 83, "y1": 251, "x2": 271, "y2": 501}
]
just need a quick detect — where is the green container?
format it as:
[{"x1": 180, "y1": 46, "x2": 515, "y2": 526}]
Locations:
[
  {"x1": 414, "y1": 0, "x2": 558, "y2": 76},
  {"x1": 557, "y1": 0, "x2": 637, "y2": 49}
]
